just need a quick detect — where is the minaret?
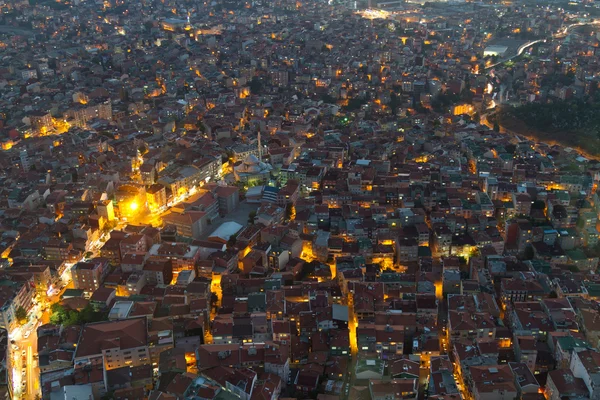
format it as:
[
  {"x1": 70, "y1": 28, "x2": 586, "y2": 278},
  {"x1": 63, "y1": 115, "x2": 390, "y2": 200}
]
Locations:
[{"x1": 257, "y1": 130, "x2": 262, "y2": 161}]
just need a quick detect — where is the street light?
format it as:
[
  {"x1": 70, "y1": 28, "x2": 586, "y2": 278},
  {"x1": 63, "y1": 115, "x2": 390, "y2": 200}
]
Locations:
[{"x1": 129, "y1": 202, "x2": 139, "y2": 212}]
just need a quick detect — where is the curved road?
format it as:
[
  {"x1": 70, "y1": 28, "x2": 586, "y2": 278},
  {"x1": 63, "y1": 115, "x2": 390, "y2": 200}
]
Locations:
[{"x1": 485, "y1": 19, "x2": 600, "y2": 70}]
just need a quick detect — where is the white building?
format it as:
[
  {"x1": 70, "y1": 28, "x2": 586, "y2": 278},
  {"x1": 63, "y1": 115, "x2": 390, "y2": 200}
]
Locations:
[{"x1": 483, "y1": 45, "x2": 508, "y2": 57}]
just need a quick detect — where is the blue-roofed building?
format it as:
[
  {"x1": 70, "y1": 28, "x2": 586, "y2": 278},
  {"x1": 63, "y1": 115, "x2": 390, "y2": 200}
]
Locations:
[{"x1": 262, "y1": 186, "x2": 279, "y2": 204}]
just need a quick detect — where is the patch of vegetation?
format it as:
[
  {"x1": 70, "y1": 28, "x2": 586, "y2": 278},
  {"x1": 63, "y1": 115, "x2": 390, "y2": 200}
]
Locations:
[
  {"x1": 497, "y1": 98, "x2": 600, "y2": 156},
  {"x1": 15, "y1": 306, "x2": 27, "y2": 325},
  {"x1": 49, "y1": 303, "x2": 107, "y2": 326}
]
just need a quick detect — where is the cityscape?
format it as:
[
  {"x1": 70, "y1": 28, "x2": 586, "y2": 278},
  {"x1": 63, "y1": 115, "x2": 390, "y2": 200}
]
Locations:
[{"x1": 1, "y1": 0, "x2": 600, "y2": 399}]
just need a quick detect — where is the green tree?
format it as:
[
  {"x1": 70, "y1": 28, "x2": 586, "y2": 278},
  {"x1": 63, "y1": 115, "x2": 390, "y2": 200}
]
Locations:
[
  {"x1": 64, "y1": 311, "x2": 80, "y2": 326},
  {"x1": 493, "y1": 121, "x2": 500, "y2": 132},
  {"x1": 15, "y1": 306, "x2": 27, "y2": 325},
  {"x1": 80, "y1": 304, "x2": 95, "y2": 323}
]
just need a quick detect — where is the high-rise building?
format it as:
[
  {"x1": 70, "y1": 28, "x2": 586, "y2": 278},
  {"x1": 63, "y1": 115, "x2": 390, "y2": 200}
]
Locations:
[
  {"x1": 97, "y1": 199, "x2": 115, "y2": 222},
  {"x1": 19, "y1": 150, "x2": 30, "y2": 172}
]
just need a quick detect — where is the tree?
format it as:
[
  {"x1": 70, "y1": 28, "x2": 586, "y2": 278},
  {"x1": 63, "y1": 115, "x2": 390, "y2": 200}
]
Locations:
[
  {"x1": 248, "y1": 211, "x2": 257, "y2": 224},
  {"x1": 345, "y1": 97, "x2": 367, "y2": 111},
  {"x1": 80, "y1": 304, "x2": 95, "y2": 323},
  {"x1": 285, "y1": 203, "x2": 296, "y2": 221},
  {"x1": 49, "y1": 302, "x2": 107, "y2": 326},
  {"x1": 100, "y1": 392, "x2": 115, "y2": 400},
  {"x1": 460, "y1": 87, "x2": 474, "y2": 104},
  {"x1": 227, "y1": 234, "x2": 237, "y2": 250},
  {"x1": 320, "y1": 93, "x2": 336, "y2": 104},
  {"x1": 568, "y1": 265, "x2": 580, "y2": 273},
  {"x1": 249, "y1": 77, "x2": 262, "y2": 94},
  {"x1": 505, "y1": 144, "x2": 517, "y2": 154},
  {"x1": 531, "y1": 200, "x2": 546, "y2": 210},
  {"x1": 414, "y1": 102, "x2": 429, "y2": 114},
  {"x1": 493, "y1": 121, "x2": 500, "y2": 132},
  {"x1": 297, "y1": 260, "x2": 320, "y2": 281},
  {"x1": 523, "y1": 245, "x2": 534, "y2": 261},
  {"x1": 210, "y1": 292, "x2": 219, "y2": 306},
  {"x1": 389, "y1": 92, "x2": 401, "y2": 114},
  {"x1": 15, "y1": 306, "x2": 27, "y2": 325},
  {"x1": 64, "y1": 311, "x2": 80, "y2": 326},
  {"x1": 50, "y1": 302, "x2": 63, "y2": 314}
]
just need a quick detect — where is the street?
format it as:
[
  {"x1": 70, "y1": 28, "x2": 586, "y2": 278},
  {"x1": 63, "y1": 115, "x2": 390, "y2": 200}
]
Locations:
[
  {"x1": 342, "y1": 293, "x2": 358, "y2": 399},
  {"x1": 10, "y1": 314, "x2": 40, "y2": 400},
  {"x1": 10, "y1": 278, "x2": 72, "y2": 400}
]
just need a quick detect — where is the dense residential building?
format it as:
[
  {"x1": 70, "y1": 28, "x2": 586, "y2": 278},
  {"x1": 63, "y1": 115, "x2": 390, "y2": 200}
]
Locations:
[
  {"x1": 1, "y1": 0, "x2": 600, "y2": 399},
  {"x1": 72, "y1": 259, "x2": 110, "y2": 296}
]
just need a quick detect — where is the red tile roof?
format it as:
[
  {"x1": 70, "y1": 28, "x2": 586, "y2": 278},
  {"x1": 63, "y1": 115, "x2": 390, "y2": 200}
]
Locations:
[{"x1": 75, "y1": 318, "x2": 148, "y2": 358}]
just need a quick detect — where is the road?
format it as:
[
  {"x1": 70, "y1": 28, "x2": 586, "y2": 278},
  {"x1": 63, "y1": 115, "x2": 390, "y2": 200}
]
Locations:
[
  {"x1": 9, "y1": 278, "x2": 72, "y2": 400},
  {"x1": 26, "y1": 336, "x2": 37, "y2": 398},
  {"x1": 342, "y1": 293, "x2": 358, "y2": 399},
  {"x1": 485, "y1": 20, "x2": 600, "y2": 70},
  {"x1": 484, "y1": 39, "x2": 544, "y2": 70},
  {"x1": 11, "y1": 316, "x2": 40, "y2": 400},
  {"x1": 0, "y1": 25, "x2": 34, "y2": 36}
]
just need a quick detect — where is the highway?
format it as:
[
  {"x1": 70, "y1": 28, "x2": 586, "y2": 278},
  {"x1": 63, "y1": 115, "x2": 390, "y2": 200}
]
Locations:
[
  {"x1": 484, "y1": 39, "x2": 545, "y2": 70},
  {"x1": 485, "y1": 19, "x2": 600, "y2": 71}
]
